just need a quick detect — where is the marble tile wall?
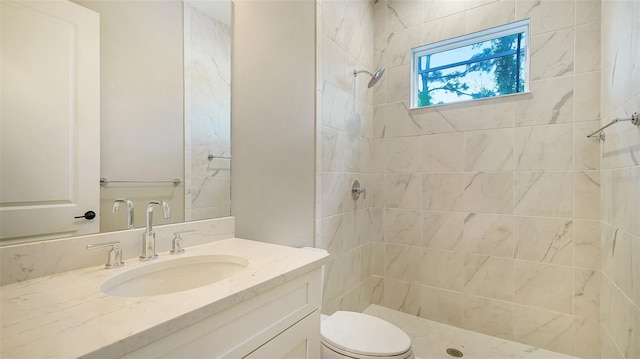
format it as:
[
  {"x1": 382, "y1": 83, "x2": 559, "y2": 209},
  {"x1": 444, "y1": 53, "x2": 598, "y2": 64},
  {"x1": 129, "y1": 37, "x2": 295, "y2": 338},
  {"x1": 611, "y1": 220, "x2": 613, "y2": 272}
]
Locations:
[
  {"x1": 190, "y1": 0, "x2": 385, "y2": 314},
  {"x1": 317, "y1": 0, "x2": 384, "y2": 314},
  {"x1": 372, "y1": 0, "x2": 605, "y2": 356},
  {"x1": 184, "y1": 5, "x2": 231, "y2": 221},
  {"x1": 599, "y1": 0, "x2": 640, "y2": 358}
]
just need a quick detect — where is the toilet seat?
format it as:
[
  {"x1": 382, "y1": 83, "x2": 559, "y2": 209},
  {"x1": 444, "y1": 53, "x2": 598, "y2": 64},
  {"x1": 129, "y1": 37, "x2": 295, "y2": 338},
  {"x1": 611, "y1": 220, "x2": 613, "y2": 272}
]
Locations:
[{"x1": 321, "y1": 311, "x2": 413, "y2": 359}]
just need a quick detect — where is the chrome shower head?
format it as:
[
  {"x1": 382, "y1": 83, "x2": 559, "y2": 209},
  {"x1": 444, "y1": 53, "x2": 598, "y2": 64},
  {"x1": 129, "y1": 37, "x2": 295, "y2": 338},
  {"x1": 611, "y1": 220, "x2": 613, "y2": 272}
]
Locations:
[{"x1": 353, "y1": 67, "x2": 385, "y2": 88}]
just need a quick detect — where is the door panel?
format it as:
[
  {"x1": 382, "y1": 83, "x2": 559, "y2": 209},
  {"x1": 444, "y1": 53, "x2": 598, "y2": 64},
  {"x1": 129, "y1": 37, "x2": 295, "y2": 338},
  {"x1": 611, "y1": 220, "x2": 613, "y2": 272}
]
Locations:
[{"x1": 0, "y1": 0, "x2": 100, "y2": 241}]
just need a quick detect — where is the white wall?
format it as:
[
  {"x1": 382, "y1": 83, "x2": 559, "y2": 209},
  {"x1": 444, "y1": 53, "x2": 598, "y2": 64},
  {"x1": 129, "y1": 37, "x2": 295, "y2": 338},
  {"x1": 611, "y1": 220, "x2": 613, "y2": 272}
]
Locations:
[
  {"x1": 231, "y1": 0, "x2": 316, "y2": 247},
  {"x1": 73, "y1": 0, "x2": 185, "y2": 231}
]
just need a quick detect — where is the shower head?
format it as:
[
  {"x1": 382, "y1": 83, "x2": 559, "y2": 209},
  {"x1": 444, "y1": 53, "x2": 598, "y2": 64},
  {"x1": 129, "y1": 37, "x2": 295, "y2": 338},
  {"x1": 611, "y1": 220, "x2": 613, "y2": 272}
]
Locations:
[{"x1": 353, "y1": 67, "x2": 385, "y2": 88}]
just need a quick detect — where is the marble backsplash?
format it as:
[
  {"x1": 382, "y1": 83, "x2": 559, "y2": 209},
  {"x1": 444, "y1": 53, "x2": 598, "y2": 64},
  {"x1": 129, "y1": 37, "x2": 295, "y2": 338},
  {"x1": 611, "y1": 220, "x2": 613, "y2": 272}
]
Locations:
[{"x1": 0, "y1": 217, "x2": 235, "y2": 286}]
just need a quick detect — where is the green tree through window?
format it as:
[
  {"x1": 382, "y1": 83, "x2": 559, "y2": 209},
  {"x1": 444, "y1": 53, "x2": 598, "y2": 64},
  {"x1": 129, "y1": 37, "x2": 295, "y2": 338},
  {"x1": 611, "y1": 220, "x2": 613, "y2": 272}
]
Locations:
[{"x1": 413, "y1": 22, "x2": 528, "y2": 108}]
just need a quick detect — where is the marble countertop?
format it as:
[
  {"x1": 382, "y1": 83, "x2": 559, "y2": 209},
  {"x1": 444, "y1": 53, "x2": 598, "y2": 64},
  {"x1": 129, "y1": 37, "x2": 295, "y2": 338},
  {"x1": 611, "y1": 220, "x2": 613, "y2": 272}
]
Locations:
[{"x1": 0, "y1": 238, "x2": 329, "y2": 358}]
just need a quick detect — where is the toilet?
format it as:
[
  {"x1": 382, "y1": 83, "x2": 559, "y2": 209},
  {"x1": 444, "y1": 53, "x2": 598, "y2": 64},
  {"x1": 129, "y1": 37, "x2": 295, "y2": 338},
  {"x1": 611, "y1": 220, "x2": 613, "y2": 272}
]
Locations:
[{"x1": 320, "y1": 311, "x2": 415, "y2": 359}]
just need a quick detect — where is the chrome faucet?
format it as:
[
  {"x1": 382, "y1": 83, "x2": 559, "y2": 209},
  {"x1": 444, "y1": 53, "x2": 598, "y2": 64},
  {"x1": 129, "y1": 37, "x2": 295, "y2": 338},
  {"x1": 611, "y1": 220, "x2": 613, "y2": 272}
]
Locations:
[
  {"x1": 140, "y1": 201, "x2": 171, "y2": 261},
  {"x1": 112, "y1": 198, "x2": 134, "y2": 229}
]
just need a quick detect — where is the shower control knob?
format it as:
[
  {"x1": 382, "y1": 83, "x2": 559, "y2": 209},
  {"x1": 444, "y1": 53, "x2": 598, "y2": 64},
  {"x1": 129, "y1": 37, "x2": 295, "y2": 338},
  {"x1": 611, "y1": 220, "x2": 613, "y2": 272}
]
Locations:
[{"x1": 75, "y1": 211, "x2": 96, "y2": 220}]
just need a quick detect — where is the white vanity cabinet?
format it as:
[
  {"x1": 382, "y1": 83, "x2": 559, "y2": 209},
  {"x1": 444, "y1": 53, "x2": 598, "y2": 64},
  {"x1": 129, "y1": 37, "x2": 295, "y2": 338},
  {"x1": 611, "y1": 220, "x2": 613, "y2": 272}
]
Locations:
[{"x1": 121, "y1": 268, "x2": 322, "y2": 359}]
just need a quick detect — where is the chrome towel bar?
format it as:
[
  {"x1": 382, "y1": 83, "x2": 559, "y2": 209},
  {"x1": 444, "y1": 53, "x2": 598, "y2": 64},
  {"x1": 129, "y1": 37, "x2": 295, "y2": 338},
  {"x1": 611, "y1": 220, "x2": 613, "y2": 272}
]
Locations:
[
  {"x1": 100, "y1": 177, "x2": 182, "y2": 186},
  {"x1": 587, "y1": 112, "x2": 638, "y2": 141}
]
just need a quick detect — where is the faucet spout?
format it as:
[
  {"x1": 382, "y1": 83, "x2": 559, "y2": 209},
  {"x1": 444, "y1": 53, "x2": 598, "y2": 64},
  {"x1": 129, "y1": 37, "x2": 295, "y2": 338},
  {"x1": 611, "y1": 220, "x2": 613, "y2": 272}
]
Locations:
[
  {"x1": 112, "y1": 198, "x2": 134, "y2": 229},
  {"x1": 145, "y1": 201, "x2": 171, "y2": 234},
  {"x1": 140, "y1": 200, "x2": 171, "y2": 261}
]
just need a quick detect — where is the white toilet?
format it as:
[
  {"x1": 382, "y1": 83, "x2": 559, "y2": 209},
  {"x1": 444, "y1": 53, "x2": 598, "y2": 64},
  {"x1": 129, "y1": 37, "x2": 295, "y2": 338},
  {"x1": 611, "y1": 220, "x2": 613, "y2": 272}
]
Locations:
[{"x1": 320, "y1": 311, "x2": 415, "y2": 359}]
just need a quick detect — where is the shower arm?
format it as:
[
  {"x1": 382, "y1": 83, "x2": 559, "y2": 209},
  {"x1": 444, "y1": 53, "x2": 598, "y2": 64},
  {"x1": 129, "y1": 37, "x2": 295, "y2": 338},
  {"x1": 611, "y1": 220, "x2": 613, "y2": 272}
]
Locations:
[{"x1": 353, "y1": 69, "x2": 374, "y2": 77}]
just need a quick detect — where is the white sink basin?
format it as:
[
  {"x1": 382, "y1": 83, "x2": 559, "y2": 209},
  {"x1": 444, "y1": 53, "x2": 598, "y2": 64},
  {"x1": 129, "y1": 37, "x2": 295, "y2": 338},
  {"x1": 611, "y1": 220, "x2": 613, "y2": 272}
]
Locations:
[{"x1": 101, "y1": 255, "x2": 249, "y2": 297}]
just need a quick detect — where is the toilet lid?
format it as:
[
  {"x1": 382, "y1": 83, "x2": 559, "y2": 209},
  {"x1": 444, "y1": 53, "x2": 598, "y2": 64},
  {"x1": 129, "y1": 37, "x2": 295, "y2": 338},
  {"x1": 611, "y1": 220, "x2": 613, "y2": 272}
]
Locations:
[{"x1": 321, "y1": 311, "x2": 411, "y2": 357}]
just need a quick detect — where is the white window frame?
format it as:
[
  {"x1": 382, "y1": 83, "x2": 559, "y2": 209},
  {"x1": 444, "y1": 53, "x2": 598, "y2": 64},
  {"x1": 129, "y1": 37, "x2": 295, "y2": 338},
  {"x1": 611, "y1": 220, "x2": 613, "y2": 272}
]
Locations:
[{"x1": 410, "y1": 19, "x2": 531, "y2": 109}]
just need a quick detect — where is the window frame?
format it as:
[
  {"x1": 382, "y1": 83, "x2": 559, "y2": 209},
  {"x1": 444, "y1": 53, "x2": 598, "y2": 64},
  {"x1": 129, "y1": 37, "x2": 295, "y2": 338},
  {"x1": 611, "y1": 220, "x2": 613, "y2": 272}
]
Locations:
[{"x1": 410, "y1": 19, "x2": 531, "y2": 109}]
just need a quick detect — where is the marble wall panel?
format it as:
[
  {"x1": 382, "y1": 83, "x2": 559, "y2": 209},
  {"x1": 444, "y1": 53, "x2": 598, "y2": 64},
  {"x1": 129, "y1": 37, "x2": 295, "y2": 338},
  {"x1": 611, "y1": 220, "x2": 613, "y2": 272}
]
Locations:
[
  {"x1": 515, "y1": 0, "x2": 575, "y2": 35},
  {"x1": 574, "y1": 170, "x2": 601, "y2": 220},
  {"x1": 463, "y1": 213, "x2": 513, "y2": 258},
  {"x1": 575, "y1": 0, "x2": 600, "y2": 25},
  {"x1": 575, "y1": 21, "x2": 601, "y2": 74},
  {"x1": 411, "y1": 105, "x2": 466, "y2": 134},
  {"x1": 514, "y1": 261, "x2": 573, "y2": 314},
  {"x1": 384, "y1": 243, "x2": 421, "y2": 283},
  {"x1": 423, "y1": 0, "x2": 465, "y2": 22},
  {"x1": 573, "y1": 317, "x2": 601, "y2": 359},
  {"x1": 464, "y1": 254, "x2": 513, "y2": 301},
  {"x1": 573, "y1": 219, "x2": 601, "y2": 270},
  {"x1": 421, "y1": 13, "x2": 465, "y2": 45},
  {"x1": 385, "y1": 209, "x2": 421, "y2": 246},
  {"x1": 421, "y1": 248, "x2": 464, "y2": 291},
  {"x1": 463, "y1": 0, "x2": 515, "y2": 34},
  {"x1": 385, "y1": 102, "x2": 422, "y2": 137},
  {"x1": 574, "y1": 268, "x2": 601, "y2": 321},
  {"x1": 465, "y1": 129, "x2": 514, "y2": 171},
  {"x1": 463, "y1": 172, "x2": 513, "y2": 214},
  {"x1": 513, "y1": 171, "x2": 573, "y2": 217},
  {"x1": 386, "y1": 0, "x2": 423, "y2": 34},
  {"x1": 574, "y1": 73, "x2": 601, "y2": 123},
  {"x1": 382, "y1": 278, "x2": 422, "y2": 315},
  {"x1": 386, "y1": 137, "x2": 422, "y2": 173},
  {"x1": 387, "y1": 173, "x2": 422, "y2": 209},
  {"x1": 514, "y1": 124, "x2": 573, "y2": 170},
  {"x1": 463, "y1": 99, "x2": 515, "y2": 131},
  {"x1": 513, "y1": 217, "x2": 573, "y2": 265},
  {"x1": 514, "y1": 77, "x2": 574, "y2": 126},
  {"x1": 513, "y1": 305, "x2": 574, "y2": 355},
  {"x1": 530, "y1": 28, "x2": 574, "y2": 80},
  {"x1": 386, "y1": 65, "x2": 411, "y2": 103},
  {"x1": 420, "y1": 286, "x2": 464, "y2": 327},
  {"x1": 422, "y1": 133, "x2": 465, "y2": 172},
  {"x1": 463, "y1": 295, "x2": 514, "y2": 340},
  {"x1": 422, "y1": 211, "x2": 465, "y2": 251},
  {"x1": 385, "y1": 26, "x2": 421, "y2": 67},
  {"x1": 423, "y1": 173, "x2": 464, "y2": 211}
]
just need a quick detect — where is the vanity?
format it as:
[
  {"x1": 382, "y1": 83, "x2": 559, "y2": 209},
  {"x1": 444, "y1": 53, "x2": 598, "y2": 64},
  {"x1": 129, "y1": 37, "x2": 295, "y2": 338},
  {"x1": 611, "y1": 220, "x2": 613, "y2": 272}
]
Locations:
[{"x1": 0, "y1": 233, "x2": 328, "y2": 358}]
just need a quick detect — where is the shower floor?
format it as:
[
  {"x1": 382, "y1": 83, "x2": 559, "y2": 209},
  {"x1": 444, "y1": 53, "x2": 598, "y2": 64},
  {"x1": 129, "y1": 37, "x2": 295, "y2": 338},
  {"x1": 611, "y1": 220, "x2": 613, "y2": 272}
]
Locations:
[{"x1": 363, "y1": 305, "x2": 579, "y2": 359}]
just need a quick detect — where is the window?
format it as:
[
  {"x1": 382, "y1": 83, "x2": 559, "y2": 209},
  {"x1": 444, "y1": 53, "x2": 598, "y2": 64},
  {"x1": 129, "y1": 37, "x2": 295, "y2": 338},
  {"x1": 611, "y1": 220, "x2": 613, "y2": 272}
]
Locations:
[{"x1": 411, "y1": 20, "x2": 530, "y2": 108}]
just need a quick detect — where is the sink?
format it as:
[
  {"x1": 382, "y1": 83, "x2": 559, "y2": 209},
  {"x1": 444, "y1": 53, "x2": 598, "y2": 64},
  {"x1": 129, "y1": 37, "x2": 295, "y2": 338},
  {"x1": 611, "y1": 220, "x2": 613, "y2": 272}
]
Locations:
[{"x1": 101, "y1": 255, "x2": 249, "y2": 297}]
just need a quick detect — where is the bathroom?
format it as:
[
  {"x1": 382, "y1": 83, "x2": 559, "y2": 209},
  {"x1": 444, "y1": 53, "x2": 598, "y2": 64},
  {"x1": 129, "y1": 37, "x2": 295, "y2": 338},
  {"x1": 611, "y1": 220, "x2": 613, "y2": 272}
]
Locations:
[{"x1": 0, "y1": 0, "x2": 639, "y2": 357}]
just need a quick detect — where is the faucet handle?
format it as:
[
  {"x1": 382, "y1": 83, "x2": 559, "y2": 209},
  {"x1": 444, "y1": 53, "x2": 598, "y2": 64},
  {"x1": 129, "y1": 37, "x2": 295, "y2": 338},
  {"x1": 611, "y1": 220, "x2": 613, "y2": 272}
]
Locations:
[
  {"x1": 87, "y1": 241, "x2": 124, "y2": 269},
  {"x1": 171, "y1": 230, "x2": 194, "y2": 254}
]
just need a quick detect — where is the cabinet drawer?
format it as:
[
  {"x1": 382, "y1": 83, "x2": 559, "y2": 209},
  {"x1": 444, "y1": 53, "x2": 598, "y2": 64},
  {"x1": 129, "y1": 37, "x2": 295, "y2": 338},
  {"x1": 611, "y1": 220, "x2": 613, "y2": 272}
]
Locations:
[{"x1": 123, "y1": 268, "x2": 321, "y2": 358}]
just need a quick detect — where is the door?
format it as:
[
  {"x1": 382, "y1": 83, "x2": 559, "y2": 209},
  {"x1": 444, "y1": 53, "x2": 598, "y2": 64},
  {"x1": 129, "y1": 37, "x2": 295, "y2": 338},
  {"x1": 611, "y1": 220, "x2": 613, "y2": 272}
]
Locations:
[{"x1": 0, "y1": 0, "x2": 100, "y2": 242}]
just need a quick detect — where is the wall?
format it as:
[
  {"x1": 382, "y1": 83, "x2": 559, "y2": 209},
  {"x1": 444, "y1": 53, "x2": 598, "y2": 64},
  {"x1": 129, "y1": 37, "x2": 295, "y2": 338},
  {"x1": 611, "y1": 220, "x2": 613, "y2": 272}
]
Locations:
[
  {"x1": 317, "y1": 0, "x2": 382, "y2": 314},
  {"x1": 372, "y1": 0, "x2": 602, "y2": 356},
  {"x1": 184, "y1": 4, "x2": 231, "y2": 222},
  {"x1": 74, "y1": 0, "x2": 185, "y2": 231},
  {"x1": 231, "y1": 0, "x2": 316, "y2": 247},
  {"x1": 599, "y1": 0, "x2": 640, "y2": 357}
]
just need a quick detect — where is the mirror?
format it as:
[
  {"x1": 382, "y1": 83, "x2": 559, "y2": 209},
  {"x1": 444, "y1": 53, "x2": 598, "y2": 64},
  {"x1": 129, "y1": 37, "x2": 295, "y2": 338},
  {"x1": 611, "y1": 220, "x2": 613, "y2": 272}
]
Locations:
[{"x1": 0, "y1": 0, "x2": 231, "y2": 243}]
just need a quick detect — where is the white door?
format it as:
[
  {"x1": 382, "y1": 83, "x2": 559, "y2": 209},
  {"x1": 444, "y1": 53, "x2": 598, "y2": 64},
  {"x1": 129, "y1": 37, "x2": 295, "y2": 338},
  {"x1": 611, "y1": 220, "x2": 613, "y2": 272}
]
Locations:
[{"x1": 0, "y1": 0, "x2": 100, "y2": 242}]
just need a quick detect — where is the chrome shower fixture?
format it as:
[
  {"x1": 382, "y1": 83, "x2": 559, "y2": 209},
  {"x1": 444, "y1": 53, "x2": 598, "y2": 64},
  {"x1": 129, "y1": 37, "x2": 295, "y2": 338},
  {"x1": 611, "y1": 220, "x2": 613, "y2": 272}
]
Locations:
[{"x1": 353, "y1": 67, "x2": 385, "y2": 88}]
